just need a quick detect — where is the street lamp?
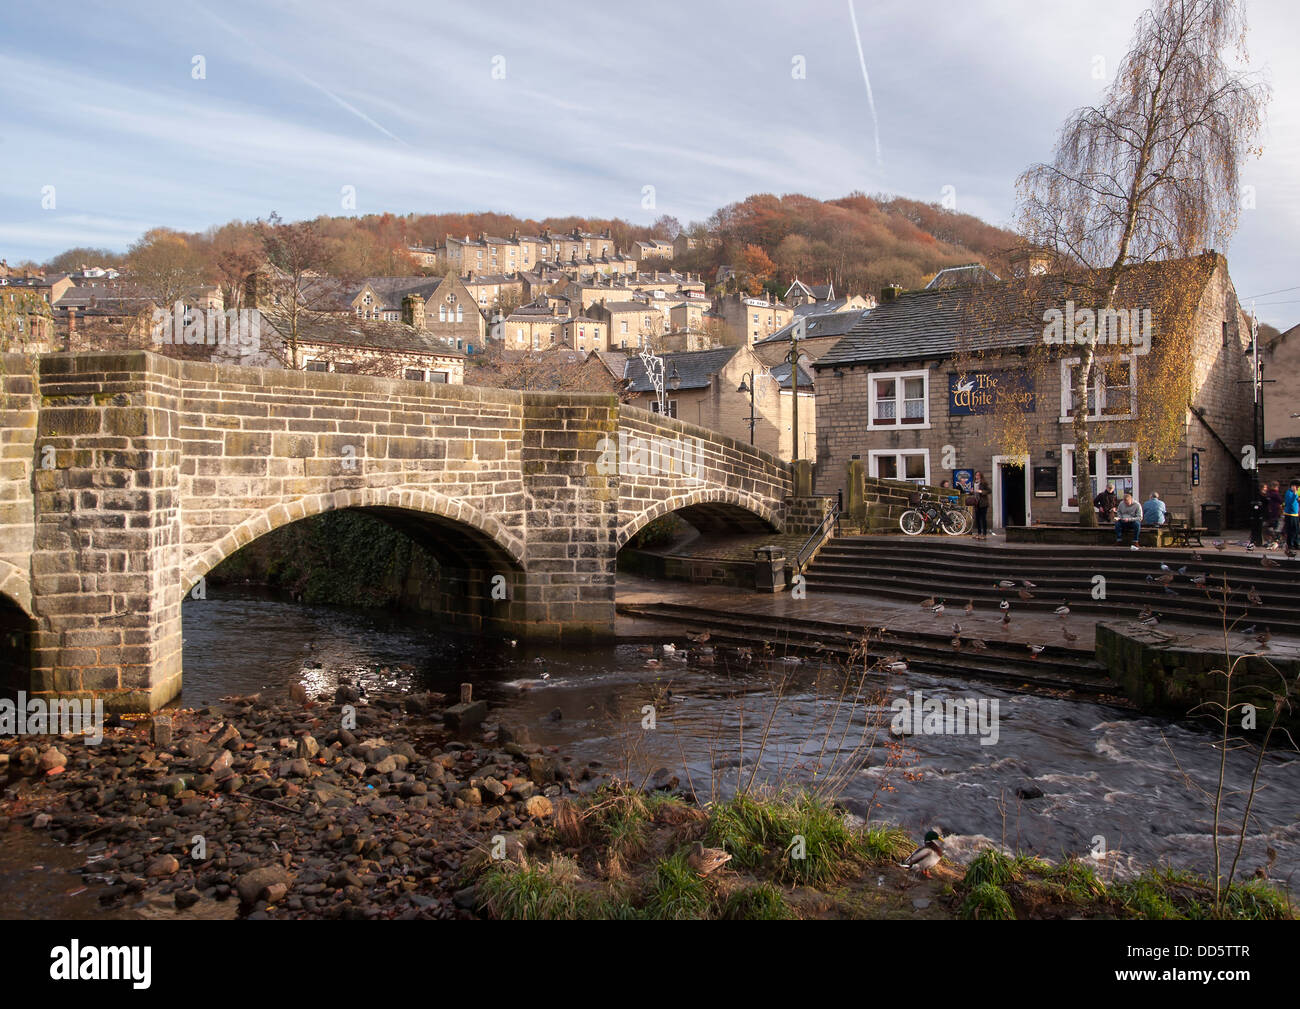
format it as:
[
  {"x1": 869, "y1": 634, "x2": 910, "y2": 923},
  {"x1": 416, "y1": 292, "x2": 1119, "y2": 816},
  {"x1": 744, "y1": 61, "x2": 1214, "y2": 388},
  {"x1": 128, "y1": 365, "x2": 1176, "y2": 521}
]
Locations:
[{"x1": 737, "y1": 371, "x2": 757, "y2": 445}]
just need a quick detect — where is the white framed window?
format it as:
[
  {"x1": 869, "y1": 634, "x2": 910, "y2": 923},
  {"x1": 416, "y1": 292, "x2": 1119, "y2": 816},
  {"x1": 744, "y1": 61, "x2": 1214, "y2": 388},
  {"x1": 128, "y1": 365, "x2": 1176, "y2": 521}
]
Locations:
[
  {"x1": 439, "y1": 304, "x2": 447, "y2": 322},
  {"x1": 404, "y1": 368, "x2": 426, "y2": 381},
  {"x1": 869, "y1": 449, "x2": 930, "y2": 484},
  {"x1": 1060, "y1": 356, "x2": 1136, "y2": 421},
  {"x1": 621, "y1": 320, "x2": 629, "y2": 334},
  {"x1": 305, "y1": 359, "x2": 329, "y2": 372},
  {"x1": 455, "y1": 305, "x2": 463, "y2": 322},
  {"x1": 651, "y1": 399, "x2": 678, "y2": 418},
  {"x1": 1061, "y1": 442, "x2": 1138, "y2": 511},
  {"x1": 868, "y1": 369, "x2": 929, "y2": 429},
  {"x1": 430, "y1": 371, "x2": 448, "y2": 383}
]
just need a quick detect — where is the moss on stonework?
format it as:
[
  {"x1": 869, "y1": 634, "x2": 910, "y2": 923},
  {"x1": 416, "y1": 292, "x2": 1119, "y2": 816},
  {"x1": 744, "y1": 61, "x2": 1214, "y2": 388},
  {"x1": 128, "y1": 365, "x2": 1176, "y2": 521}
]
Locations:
[{"x1": 207, "y1": 509, "x2": 439, "y2": 608}]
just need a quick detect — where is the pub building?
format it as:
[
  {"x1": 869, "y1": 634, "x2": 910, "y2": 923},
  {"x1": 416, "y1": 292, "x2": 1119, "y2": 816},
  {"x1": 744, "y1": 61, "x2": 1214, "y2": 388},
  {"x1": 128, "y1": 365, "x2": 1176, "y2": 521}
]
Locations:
[{"x1": 811, "y1": 253, "x2": 1256, "y2": 532}]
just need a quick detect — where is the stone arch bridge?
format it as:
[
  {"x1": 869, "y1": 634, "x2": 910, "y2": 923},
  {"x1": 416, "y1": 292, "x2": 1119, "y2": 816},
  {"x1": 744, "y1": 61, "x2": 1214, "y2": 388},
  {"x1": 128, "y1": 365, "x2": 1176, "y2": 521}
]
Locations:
[{"x1": 0, "y1": 352, "x2": 794, "y2": 709}]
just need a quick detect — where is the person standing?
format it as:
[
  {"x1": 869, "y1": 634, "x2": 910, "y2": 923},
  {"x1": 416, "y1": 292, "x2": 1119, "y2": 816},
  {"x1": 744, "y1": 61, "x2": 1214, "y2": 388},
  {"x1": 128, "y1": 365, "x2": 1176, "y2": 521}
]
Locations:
[
  {"x1": 1284, "y1": 480, "x2": 1300, "y2": 550},
  {"x1": 1267, "y1": 480, "x2": 1284, "y2": 535},
  {"x1": 1115, "y1": 490, "x2": 1143, "y2": 546},
  {"x1": 972, "y1": 470, "x2": 991, "y2": 541}
]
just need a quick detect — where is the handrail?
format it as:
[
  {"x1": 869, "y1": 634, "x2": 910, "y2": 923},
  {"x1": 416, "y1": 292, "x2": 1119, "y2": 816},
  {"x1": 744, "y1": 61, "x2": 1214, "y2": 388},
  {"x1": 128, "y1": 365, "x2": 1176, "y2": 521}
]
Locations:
[{"x1": 795, "y1": 499, "x2": 842, "y2": 570}]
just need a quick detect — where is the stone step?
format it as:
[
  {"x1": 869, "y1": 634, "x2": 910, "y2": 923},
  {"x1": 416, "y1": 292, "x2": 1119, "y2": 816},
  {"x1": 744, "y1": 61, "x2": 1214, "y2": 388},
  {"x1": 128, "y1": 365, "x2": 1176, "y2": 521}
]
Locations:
[{"x1": 617, "y1": 600, "x2": 1116, "y2": 695}]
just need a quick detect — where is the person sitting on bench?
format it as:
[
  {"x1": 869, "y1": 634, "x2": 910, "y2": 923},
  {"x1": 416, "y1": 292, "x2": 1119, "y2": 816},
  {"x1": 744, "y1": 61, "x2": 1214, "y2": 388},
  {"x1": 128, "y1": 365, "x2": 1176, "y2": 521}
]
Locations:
[
  {"x1": 1116, "y1": 490, "x2": 1143, "y2": 546},
  {"x1": 1142, "y1": 491, "x2": 1167, "y2": 527}
]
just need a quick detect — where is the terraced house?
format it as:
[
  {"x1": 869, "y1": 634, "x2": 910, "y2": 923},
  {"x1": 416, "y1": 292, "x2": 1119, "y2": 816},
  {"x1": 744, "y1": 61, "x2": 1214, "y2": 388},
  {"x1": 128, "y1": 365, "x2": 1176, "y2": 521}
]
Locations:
[{"x1": 813, "y1": 253, "x2": 1254, "y2": 530}]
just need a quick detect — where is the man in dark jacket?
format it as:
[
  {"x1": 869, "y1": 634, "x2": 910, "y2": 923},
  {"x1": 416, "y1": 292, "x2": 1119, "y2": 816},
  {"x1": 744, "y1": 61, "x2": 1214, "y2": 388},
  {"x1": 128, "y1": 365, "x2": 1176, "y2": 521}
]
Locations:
[{"x1": 1093, "y1": 483, "x2": 1118, "y2": 522}]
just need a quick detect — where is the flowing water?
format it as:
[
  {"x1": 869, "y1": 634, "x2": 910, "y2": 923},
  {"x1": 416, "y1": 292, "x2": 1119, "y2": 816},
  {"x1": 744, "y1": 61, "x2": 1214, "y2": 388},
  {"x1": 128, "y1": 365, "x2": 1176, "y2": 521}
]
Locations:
[
  {"x1": 5, "y1": 586, "x2": 1295, "y2": 913},
  {"x1": 171, "y1": 588, "x2": 1299, "y2": 884}
]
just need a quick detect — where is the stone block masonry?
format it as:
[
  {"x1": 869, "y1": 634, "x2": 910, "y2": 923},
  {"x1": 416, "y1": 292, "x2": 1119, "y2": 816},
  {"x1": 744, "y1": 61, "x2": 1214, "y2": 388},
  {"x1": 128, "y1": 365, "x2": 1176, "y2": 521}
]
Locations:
[{"x1": 3, "y1": 351, "x2": 792, "y2": 710}]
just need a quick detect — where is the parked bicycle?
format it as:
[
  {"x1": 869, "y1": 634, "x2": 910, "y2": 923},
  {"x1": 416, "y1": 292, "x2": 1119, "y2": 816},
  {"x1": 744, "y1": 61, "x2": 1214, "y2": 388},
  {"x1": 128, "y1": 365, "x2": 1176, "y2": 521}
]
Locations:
[{"x1": 899, "y1": 491, "x2": 972, "y2": 536}]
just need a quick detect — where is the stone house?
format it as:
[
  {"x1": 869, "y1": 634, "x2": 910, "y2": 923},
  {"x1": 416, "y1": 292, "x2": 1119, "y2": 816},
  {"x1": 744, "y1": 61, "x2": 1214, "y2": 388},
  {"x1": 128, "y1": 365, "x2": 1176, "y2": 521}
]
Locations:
[
  {"x1": 502, "y1": 308, "x2": 566, "y2": 351},
  {"x1": 439, "y1": 233, "x2": 524, "y2": 275},
  {"x1": 253, "y1": 311, "x2": 466, "y2": 383},
  {"x1": 587, "y1": 300, "x2": 664, "y2": 350},
  {"x1": 462, "y1": 272, "x2": 525, "y2": 313},
  {"x1": 785, "y1": 278, "x2": 836, "y2": 307},
  {"x1": 560, "y1": 316, "x2": 607, "y2": 355},
  {"x1": 713, "y1": 291, "x2": 795, "y2": 347},
  {"x1": 812, "y1": 253, "x2": 1254, "y2": 529},
  {"x1": 632, "y1": 239, "x2": 674, "y2": 262}
]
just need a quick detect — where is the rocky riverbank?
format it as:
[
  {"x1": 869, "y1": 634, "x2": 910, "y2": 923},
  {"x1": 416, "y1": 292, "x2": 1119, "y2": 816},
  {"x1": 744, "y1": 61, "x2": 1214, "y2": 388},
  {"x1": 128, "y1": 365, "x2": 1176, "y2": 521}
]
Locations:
[{"x1": 0, "y1": 681, "x2": 608, "y2": 920}]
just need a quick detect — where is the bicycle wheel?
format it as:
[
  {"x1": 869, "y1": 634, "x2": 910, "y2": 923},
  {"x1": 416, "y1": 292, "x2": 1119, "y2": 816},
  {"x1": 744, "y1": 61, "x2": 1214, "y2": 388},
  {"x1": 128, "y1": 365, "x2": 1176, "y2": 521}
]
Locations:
[
  {"x1": 942, "y1": 508, "x2": 972, "y2": 535},
  {"x1": 899, "y1": 509, "x2": 925, "y2": 535}
]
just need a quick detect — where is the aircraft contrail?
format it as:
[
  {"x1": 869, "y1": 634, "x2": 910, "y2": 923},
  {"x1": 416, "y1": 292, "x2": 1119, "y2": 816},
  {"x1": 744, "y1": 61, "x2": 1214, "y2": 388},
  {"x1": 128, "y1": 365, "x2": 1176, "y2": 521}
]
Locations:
[
  {"x1": 189, "y1": 0, "x2": 405, "y2": 145},
  {"x1": 847, "y1": 0, "x2": 883, "y2": 170}
]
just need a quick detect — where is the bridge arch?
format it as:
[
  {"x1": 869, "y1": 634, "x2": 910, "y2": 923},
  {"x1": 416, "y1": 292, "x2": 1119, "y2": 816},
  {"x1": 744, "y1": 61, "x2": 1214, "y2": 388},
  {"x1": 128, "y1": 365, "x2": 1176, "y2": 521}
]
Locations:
[
  {"x1": 616, "y1": 486, "x2": 782, "y2": 549},
  {"x1": 0, "y1": 560, "x2": 33, "y2": 619},
  {"x1": 183, "y1": 486, "x2": 527, "y2": 591}
]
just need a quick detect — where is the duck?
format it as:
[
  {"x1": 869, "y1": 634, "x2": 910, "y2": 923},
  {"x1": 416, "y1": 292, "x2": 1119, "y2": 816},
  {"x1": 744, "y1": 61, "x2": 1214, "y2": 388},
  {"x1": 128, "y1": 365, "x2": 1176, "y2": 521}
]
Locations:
[
  {"x1": 901, "y1": 830, "x2": 944, "y2": 877},
  {"x1": 687, "y1": 841, "x2": 732, "y2": 877}
]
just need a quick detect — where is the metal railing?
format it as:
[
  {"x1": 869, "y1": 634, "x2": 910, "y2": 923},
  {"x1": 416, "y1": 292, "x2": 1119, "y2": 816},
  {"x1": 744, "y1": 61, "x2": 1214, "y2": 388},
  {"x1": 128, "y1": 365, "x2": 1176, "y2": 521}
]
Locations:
[{"x1": 794, "y1": 497, "x2": 842, "y2": 570}]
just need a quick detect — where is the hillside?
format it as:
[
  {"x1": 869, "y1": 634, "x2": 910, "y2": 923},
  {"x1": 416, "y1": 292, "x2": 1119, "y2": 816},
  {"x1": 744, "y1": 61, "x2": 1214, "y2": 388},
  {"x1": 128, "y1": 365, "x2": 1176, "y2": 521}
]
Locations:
[{"x1": 19, "y1": 192, "x2": 1018, "y2": 304}]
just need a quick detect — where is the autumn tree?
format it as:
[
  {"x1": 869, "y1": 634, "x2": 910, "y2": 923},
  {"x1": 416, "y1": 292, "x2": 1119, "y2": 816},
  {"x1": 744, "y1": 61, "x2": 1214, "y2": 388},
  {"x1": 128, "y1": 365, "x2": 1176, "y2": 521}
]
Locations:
[
  {"x1": 1016, "y1": 0, "x2": 1268, "y2": 525},
  {"x1": 256, "y1": 212, "x2": 338, "y2": 368},
  {"x1": 125, "y1": 228, "x2": 209, "y2": 312}
]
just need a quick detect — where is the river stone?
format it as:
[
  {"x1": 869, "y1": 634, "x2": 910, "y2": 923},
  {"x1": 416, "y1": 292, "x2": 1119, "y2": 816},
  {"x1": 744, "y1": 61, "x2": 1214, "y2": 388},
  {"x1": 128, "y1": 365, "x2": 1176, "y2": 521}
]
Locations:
[
  {"x1": 296, "y1": 735, "x2": 319, "y2": 759},
  {"x1": 444, "y1": 700, "x2": 486, "y2": 731},
  {"x1": 237, "y1": 867, "x2": 291, "y2": 905},
  {"x1": 520, "y1": 795, "x2": 553, "y2": 818},
  {"x1": 146, "y1": 854, "x2": 180, "y2": 877},
  {"x1": 527, "y1": 755, "x2": 557, "y2": 783},
  {"x1": 480, "y1": 777, "x2": 507, "y2": 800},
  {"x1": 150, "y1": 716, "x2": 173, "y2": 747},
  {"x1": 39, "y1": 748, "x2": 67, "y2": 772},
  {"x1": 210, "y1": 723, "x2": 241, "y2": 749},
  {"x1": 456, "y1": 787, "x2": 482, "y2": 806}
]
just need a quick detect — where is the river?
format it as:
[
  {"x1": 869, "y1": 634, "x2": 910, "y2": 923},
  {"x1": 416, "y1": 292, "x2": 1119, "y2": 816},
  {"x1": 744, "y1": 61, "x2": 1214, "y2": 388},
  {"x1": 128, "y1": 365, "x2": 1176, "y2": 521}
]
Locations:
[{"x1": 164, "y1": 587, "x2": 1300, "y2": 885}]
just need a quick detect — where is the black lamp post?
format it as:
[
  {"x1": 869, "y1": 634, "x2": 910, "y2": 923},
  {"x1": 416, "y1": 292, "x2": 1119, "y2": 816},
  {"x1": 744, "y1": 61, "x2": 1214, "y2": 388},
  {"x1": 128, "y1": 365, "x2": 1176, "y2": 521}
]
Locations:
[{"x1": 737, "y1": 371, "x2": 757, "y2": 444}]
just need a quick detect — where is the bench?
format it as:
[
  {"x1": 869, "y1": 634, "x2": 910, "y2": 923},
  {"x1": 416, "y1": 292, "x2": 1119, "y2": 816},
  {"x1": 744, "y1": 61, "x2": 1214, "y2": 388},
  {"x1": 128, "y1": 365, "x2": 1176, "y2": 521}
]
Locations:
[{"x1": 1163, "y1": 515, "x2": 1206, "y2": 548}]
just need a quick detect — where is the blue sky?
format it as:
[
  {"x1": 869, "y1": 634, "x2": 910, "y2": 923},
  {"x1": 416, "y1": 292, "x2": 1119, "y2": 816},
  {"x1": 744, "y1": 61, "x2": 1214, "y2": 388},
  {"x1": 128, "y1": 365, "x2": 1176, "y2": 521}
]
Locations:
[{"x1": 1, "y1": 0, "x2": 1296, "y2": 326}]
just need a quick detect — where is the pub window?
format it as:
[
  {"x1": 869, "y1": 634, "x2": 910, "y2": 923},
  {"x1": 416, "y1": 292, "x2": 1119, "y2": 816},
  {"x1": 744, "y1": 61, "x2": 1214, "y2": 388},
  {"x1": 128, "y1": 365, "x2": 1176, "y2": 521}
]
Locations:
[
  {"x1": 404, "y1": 368, "x2": 426, "y2": 381},
  {"x1": 430, "y1": 372, "x2": 448, "y2": 383},
  {"x1": 305, "y1": 359, "x2": 329, "y2": 372},
  {"x1": 868, "y1": 370, "x2": 928, "y2": 428}
]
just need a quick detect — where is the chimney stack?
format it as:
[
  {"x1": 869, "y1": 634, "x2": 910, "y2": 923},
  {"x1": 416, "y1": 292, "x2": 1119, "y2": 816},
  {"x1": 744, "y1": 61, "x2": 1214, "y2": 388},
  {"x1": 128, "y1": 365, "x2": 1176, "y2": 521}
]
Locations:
[
  {"x1": 402, "y1": 293, "x2": 426, "y2": 329},
  {"x1": 881, "y1": 284, "x2": 903, "y2": 302}
]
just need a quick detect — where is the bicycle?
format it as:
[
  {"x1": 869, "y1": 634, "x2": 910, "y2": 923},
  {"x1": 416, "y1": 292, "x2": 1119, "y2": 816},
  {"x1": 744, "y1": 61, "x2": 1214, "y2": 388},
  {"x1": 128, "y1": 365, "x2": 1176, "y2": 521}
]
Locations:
[{"x1": 899, "y1": 491, "x2": 971, "y2": 536}]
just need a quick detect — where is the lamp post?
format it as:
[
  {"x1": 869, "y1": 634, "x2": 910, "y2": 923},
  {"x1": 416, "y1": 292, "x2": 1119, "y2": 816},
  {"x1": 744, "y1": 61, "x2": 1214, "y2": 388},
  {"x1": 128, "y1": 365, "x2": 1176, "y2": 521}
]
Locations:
[
  {"x1": 737, "y1": 371, "x2": 757, "y2": 444},
  {"x1": 787, "y1": 319, "x2": 803, "y2": 461}
]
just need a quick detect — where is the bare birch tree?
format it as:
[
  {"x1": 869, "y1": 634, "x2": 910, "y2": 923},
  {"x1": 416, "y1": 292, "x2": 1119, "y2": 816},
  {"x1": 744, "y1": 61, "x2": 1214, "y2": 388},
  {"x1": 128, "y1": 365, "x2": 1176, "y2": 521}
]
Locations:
[{"x1": 1016, "y1": 0, "x2": 1268, "y2": 525}]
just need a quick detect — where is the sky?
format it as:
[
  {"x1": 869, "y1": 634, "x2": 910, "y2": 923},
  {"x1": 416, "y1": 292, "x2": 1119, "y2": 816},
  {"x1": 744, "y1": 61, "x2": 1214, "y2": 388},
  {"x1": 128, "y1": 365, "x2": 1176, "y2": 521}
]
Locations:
[{"x1": 1, "y1": 0, "x2": 1296, "y2": 327}]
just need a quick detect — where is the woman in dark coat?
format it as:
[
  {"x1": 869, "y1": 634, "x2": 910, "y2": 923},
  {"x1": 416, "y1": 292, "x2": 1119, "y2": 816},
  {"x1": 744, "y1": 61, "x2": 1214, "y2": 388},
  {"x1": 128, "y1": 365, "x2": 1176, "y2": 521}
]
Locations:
[{"x1": 972, "y1": 471, "x2": 991, "y2": 540}]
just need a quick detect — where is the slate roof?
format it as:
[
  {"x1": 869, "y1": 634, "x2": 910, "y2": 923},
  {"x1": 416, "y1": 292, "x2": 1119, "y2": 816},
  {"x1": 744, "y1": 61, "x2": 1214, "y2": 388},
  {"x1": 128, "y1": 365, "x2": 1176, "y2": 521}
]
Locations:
[
  {"x1": 260, "y1": 310, "x2": 465, "y2": 357},
  {"x1": 815, "y1": 255, "x2": 1222, "y2": 369},
  {"x1": 769, "y1": 360, "x2": 817, "y2": 389},
  {"x1": 760, "y1": 308, "x2": 870, "y2": 344},
  {"x1": 623, "y1": 346, "x2": 741, "y2": 393},
  {"x1": 924, "y1": 263, "x2": 1003, "y2": 289}
]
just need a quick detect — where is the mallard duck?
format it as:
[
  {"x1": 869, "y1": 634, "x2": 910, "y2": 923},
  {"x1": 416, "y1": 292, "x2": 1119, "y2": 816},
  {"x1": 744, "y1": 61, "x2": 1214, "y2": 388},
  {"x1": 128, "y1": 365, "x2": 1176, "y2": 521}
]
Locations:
[
  {"x1": 901, "y1": 830, "x2": 943, "y2": 877},
  {"x1": 687, "y1": 841, "x2": 731, "y2": 876}
]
